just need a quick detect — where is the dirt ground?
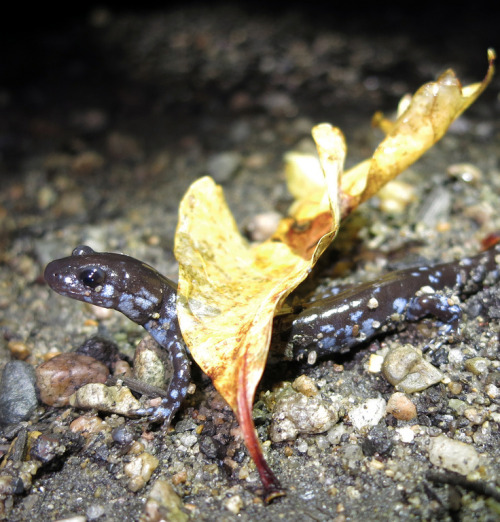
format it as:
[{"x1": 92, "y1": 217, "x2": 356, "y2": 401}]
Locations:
[{"x1": 1, "y1": 3, "x2": 500, "y2": 521}]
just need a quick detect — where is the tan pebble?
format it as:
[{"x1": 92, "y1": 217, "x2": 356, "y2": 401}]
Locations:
[
  {"x1": 36, "y1": 353, "x2": 109, "y2": 407},
  {"x1": 245, "y1": 212, "x2": 281, "y2": 242},
  {"x1": 171, "y1": 470, "x2": 188, "y2": 485},
  {"x1": 69, "y1": 415, "x2": 106, "y2": 436},
  {"x1": 124, "y1": 452, "x2": 159, "y2": 492},
  {"x1": 71, "y1": 151, "x2": 104, "y2": 174},
  {"x1": 7, "y1": 340, "x2": 31, "y2": 360},
  {"x1": 447, "y1": 381, "x2": 463, "y2": 395},
  {"x1": 447, "y1": 162, "x2": 482, "y2": 184},
  {"x1": 464, "y1": 407, "x2": 486, "y2": 425},
  {"x1": 114, "y1": 360, "x2": 132, "y2": 378},
  {"x1": 292, "y1": 374, "x2": 318, "y2": 396},
  {"x1": 69, "y1": 383, "x2": 141, "y2": 415},
  {"x1": 133, "y1": 337, "x2": 167, "y2": 388},
  {"x1": 128, "y1": 441, "x2": 145, "y2": 455},
  {"x1": 143, "y1": 479, "x2": 188, "y2": 522},
  {"x1": 223, "y1": 495, "x2": 243, "y2": 515},
  {"x1": 386, "y1": 392, "x2": 417, "y2": 421}
]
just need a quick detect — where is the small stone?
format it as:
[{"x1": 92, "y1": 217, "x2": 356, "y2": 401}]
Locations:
[
  {"x1": 368, "y1": 353, "x2": 384, "y2": 373},
  {"x1": 447, "y1": 162, "x2": 482, "y2": 184},
  {"x1": 69, "y1": 415, "x2": 107, "y2": 437},
  {"x1": 69, "y1": 383, "x2": 141, "y2": 415},
  {"x1": 448, "y1": 399, "x2": 467, "y2": 416},
  {"x1": 448, "y1": 381, "x2": 463, "y2": 395},
  {"x1": 142, "y1": 479, "x2": 188, "y2": 522},
  {"x1": 206, "y1": 151, "x2": 242, "y2": 183},
  {"x1": 349, "y1": 398, "x2": 386, "y2": 432},
  {"x1": 223, "y1": 495, "x2": 243, "y2": 515},
  {"x1": 75, "y1": 336, "x2": 121, "y2": 369},
  {"x1": 428, "y1": 435, "x2": 479, "y2": 475},
  {"x1": 36, "y1": 353, "x2": 109, "y2": 407},
  {"x1": 269, "y1": 386, "x2": 340, "y2": 442},
  {"x1": 292, "y1": 375, "x2": 318, "y2": 397},
  {"x1": 0, "y1": 361, "x2": 38, "y2": 426},
  {"x1": 86, "y1": 504, "x2": 106, "y2": 520},
  {"x1": 245, "y1": 212, "x2": 281, "y2": 242},
  {"x1": 362, "y1": 424, "x2": 393, "y2": 456},
  {"x1": 382, "y1": 345, "x2": 443, "y2": 393},
  {"x1": 124, "y1": 452, "x2": 159, "y2": 492},
  {"x1": 463, "y1": 407, "x2": 487, "y2": 425},
  {"x1": 7, "y1": 340, "x2": 31, "y2": 360},
  {"x1": 464, "y1": 357, "x2": 491, "y2": 376},
  {"x1": 133, "y1": 337, "x2": 168, "y2": 388},
  {"x1": 107, "y1": 132, "x2": 142, "y2": 160},
  {"x1": 377, "y1": 179, "x2": 416, "y2": 213},
  {"x1": 386, "y1": 392, "x2": 417, "y2": 421},
  {"x1": 395, "y1": 427, "x2": 415, "y2": 443},
  {"x1": 71, "y1": 151, "x2": 104, "y2": 175}
]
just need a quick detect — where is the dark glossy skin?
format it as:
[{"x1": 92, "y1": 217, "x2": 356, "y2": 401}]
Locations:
[
  {"x1": 44, "y1": 246, "x2": 190, "y2": 424},
  {"x1": 45, "y1": 243, "x2": 500, "y2": 424},
  {"x1": 282, "y1": 243, "x2": 500, "y2": 364}
]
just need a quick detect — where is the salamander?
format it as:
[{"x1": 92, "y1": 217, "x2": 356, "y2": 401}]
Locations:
[
  {"x1": 44, "y1": 242, "x2": 500, "y2": 423},
  {"x1": 44, "y1": 245, "x2": 190, "y2": 424},
  {"x1": 281, "y1": 243, "x2": 500, "y2": 364}
]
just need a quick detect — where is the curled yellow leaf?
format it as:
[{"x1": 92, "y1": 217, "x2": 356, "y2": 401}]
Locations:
[
  {"x1": 174, "y1": 51, "x2": 494, "y2": 498},
  {"x1": 341, "y1": 49, "x2": 495, "y2": 214}
]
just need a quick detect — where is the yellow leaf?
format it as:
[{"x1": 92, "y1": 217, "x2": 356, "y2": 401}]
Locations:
[
  {"x1": 175, "y1": 126, "x2": 345, "y2": 498},
  {"x1": 341, "y1": 49, "x2": 495, "y2": 214},
  {"x1": 174, "y1": 51, "x2": 494, "y2": 499}
]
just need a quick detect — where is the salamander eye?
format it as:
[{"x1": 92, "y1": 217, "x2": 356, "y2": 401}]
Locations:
[{"x1": 79, "y1": 267, "x2": 105, "y2": 289}]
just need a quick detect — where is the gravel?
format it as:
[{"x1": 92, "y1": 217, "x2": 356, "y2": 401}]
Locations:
[{"x1": 1, "y1": 3, "x2": 499, "y2": 521}]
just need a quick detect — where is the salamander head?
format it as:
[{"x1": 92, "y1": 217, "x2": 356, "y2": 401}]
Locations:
[{"x1": 44, "y1": 245, "x2": 172, "y2": 324}]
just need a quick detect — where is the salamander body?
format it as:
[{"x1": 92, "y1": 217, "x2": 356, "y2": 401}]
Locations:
[
  {"x1": 45, "y1": 243, "x2": 500, "y2": 423},
  {"x1": 283, "y1": 244, "x2": 500, "y2": 364}
]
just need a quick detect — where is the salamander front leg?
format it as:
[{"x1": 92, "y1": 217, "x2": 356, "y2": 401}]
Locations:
[{"x1": 134, "y1": 336, "x2": 191, "y2": 425}]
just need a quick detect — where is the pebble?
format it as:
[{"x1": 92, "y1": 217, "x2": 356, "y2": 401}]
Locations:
[
  {"x1": 428, "y1": 435, "x2": 479, "y2": 475},
  {"x1": 69, "y1": 415, "x2": 107, "y2": 437},
  {"x1": 36, "y1": 353, "x2": 109, "y2": 407},
  {"x1": 223, "y1": 495, "x2": 243, "y2": 515},
  {"x1": 106, "y1": 132, "x2": 143, "y2": 161},
  {"x1": 382, "y1": 345, "x2": 443, "y2": 393},
  {"x1": 71, "y1": 151, "x2": 104, "y2": 175},
  {"x1": 464, "y1": 357, "x2": 491, "y2": 376},
  {"x1": 349, "y1": 398, "x2": 386, "y2": 432},
  {"x1": 75, "y1": 336, "x2": 121, "y2": 370},
  {"x1": 0, "y1": 360, "x2": 38, "y2": 426},
  {"x1": 447, "y1": 162, "x2": 482, "y2": 184},
  {"x1": 269, "y1": 386, "x2": 340, "y2": 442},
  {"x1": 386, "y1": 392, "x2": 417, "y2": 421},
  {"x1": 244, "y1": 211, "x2": 282, "y2": 242},
  {"x1": 7, "y1": 340, "x2": 31, "y2": 360},
  {"x1": 361, "y1": 424, "x2": 393, "y2": 456},
  {"x1": 69, "y1": 383, "x2": 141, "y2": 415},
  {"x1": 133, "y1": 337, "x2": 168, "y2": 388},
  {"x1": 206, "y1": 151, "x2": 242, "y2": 183},
  {"x1": 395, "y1": 427, "x2": 415, "y2": 443},
  {"x1": 142, "y1": 479, "x2": 188, "y2": 522},
  {"x1": 123, "y1": 452, "x2": 159, "y2": 492},
  {"x1": 291, "y1": 375, "x2": 318, "y2": 397}
]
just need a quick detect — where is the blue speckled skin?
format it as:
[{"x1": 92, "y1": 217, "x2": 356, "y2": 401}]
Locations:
[
  {"x1": 44, "y1": 246, "x2": 190, "y2": 425},
  {"x1": 45, "y1": 243, "x2": 500, "y2": 422},
  {"x1": 283, "y1": 243, "x2": 500, "y2": 364}
]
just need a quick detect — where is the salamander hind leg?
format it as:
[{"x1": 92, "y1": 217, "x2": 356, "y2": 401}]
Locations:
[{"x1": 405, "y1": 293, "x2": 462, "y2": 351}]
